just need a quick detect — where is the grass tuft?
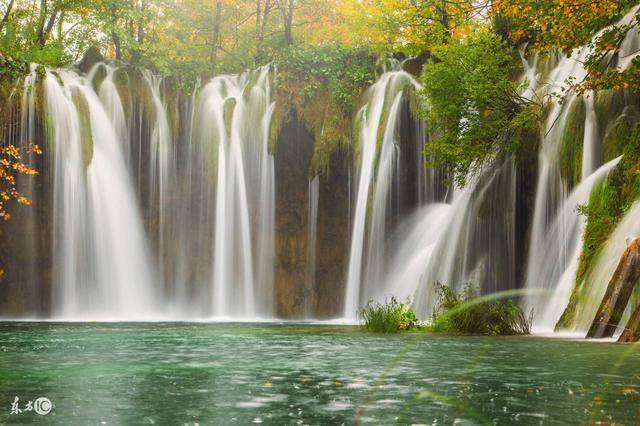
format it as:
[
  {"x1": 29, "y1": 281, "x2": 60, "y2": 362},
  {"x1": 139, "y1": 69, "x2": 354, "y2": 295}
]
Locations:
[
  {"x1": 359, "y1": 297, "x2": 419, "y2": 333},
  {"x1": 428, "y1": 282, "x2": 532, "y2": 335}
]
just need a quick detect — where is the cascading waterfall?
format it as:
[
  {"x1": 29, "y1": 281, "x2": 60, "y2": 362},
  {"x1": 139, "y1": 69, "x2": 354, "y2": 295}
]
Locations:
[
  {"x1": 343, "y1": 69, "x2": 420, "y2": 318},
  {"x1": 7, "y1": 62, "x2": 277, "y2": 320},
  {"x1": 192, "y1": 66, "x2": 276, "y2": 318},
  {"x1": 523, "y1": 5, "x2": 640, "y2": 333},
  {"x1": 38, "y1": 68, "x2": 157, "y2": 319},
  {"x1": 414, "y1": 158, "x2": 518, "y2": 317},
  {"x1": 525, "y1": 158, "x2": 621, "y2": 331},
  {"x1": 3, "y1": 6, "x2": 639, "y2": 327}
]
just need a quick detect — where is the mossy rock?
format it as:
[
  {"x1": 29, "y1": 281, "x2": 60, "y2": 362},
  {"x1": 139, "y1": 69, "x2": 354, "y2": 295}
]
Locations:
[
  {"x1": 78, "y1": 46, "x2": 104, "y2": 75},
  {"x1": 70, "y1": 87, "x2": 94, "y2": 168},
  {"x1": 602, "y1": 108, "x2": 639, "y2": 161},
  {"x1": 223, "y1": 97, "x2": 236, "y2": 136},
  {"x1": 558, "y1": 97, "x2": 585, "y2": 189},
  {"x1": 594, "y1": 90, "x2": 627, "y2": 140}
]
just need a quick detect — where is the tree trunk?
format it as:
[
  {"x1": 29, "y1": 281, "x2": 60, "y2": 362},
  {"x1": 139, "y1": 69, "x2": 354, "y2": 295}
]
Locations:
[
  {"x1": 619, "y1": 302, "x2": 640, "y2": 342},
  {"x1": 42, "y1": 9, "x2": 59, "y2": 45},
  {"x1": 137, "y1": 0, "x2": 146, "y2": 44},
  {"x1": 211, "y1": 1, "x2": 222, "y2": 76},
  {"x1": 0, "y1": 0, "x2": 15, "y2": 33},
  {"x1": 256, "y1": 0, "x2": 262, "y2": 38},
  {"x1": 587, "y1": 237, "x2": 640, "y2": 338},
  {"x1": 56, "y1": 11, "x2": 65, "y2": 41},
  {"x1": 112, "y1": 32, "x2": 122, "y2": 61},
  {"x1": 281, "y1": 0, "x2": 293, "y2": 46},
  {"x1": 36, "y1": 0, "x2": 48, "y2": 46}
]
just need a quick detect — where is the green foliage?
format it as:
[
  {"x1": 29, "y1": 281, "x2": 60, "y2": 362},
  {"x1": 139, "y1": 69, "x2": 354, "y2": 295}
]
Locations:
[
  {"x1": 359, "y1": 297, "x2": 419, "y2": 333},
  {"x1": 419, "y1": 30, "x2": 539, "y2": 185},
  {"x1": 428, "y1": 282, "x2": 531, "y2": 335}
]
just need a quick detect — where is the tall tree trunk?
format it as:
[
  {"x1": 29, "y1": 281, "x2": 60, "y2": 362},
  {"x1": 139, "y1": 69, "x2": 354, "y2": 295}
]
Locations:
[
  {"x1": 0, "y1": 0, "x2": 15, "y2": 33},
  {"x1": 255, "y1": 0, "x2": 272, "y2": 60},
  {"x1": 112, "y1": 32, "x2": 122, "y2": 61},
  {"x1": 42, "y1": 9, "x2": 59, "y2": 45},
  {"x1": 137, "y1": 0, "x2": 146, "y2": 44},
  {"x1": 36, "y1": 0, "x2": 48, "y2": 46},
  {"x1": 283, "y1": 0, "x2": 294, "y2": 45},
  {"x1": 56, "y1": 11, "x2": 65, "y2": 41},
  {"x1": 588, "y1": 238, "x2": 640, "y2": 338},
  {"x1": 211, "y1": 1, "x2": 222, "y2": 76},
  {"x1": 256, "y1": 0, "x2": 262, "y2": 38},
  {"x1": 436, "y1": 0, "x2": 450, "y2": 42}
]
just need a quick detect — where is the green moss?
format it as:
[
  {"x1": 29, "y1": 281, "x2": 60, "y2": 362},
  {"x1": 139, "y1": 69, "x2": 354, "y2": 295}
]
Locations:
[
  {"x1": 558, "y1": 97, "x2": 585, "y2": 189},
  {"x1": 594, "y1": 89, "x2": 627, "y2": 140}
]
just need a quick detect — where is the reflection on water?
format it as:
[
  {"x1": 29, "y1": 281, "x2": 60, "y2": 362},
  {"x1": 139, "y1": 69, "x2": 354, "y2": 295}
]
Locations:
[{"x1": 0, "y1": 323, "x2": 639, "y2": 424}]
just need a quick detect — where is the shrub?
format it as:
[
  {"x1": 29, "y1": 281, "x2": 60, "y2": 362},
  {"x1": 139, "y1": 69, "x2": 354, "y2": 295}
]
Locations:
[
  {"x1": 359, "y1": 297, "x2": 419, "y2": 333},
  {"x1": 429, "y1": 282, "x2": 532, "y2": 335}
]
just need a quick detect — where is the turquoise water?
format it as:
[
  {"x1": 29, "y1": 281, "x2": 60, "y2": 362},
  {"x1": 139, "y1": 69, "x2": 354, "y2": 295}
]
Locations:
[{"x1": 0, "y1": 323, "x2": 639, "y2": 424}]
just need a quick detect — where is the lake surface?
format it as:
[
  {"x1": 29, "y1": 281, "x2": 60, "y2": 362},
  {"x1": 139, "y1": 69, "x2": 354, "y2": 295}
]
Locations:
[{"x1": 0, "y1": 322, "x2": 639, "y2": 424}]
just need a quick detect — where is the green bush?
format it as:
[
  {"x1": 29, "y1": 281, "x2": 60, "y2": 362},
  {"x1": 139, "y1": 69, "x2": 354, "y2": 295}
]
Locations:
[
  {"x1": 428, "y1": 282, "x2": 532, "y2": 335},
  {"x1": 359, "y1": 297, "x2": 419, "y2": 333}
]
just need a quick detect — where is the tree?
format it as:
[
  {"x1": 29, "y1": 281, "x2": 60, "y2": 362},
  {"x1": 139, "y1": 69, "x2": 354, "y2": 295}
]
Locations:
[
  {"x1": 494, "y1": 0, "x2": 640, "y2": 93},
  {"x1": 419, "y1": 30, "x2": 540, "y2": 184}
]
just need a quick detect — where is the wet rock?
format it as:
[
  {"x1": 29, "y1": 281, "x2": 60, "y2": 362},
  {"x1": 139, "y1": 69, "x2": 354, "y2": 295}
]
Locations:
[
  {"x1": 77, "y1": 46, "x2": 104, "y2": 74},
  {"x1": 274, "y1": 112, "x2": 314, "y2": 317},
  {"x1": 587, "y1": 237, "x2": 640, "y2": 338},
  {"x1": 618, "y1": 303, "x2": 640, "y2": 342}
]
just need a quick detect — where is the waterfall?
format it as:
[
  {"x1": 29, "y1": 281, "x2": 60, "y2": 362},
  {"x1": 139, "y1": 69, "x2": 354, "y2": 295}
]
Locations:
[
  {"x1": 193, "y1": 66, "x2": 276, "y2": 318},
  {"x1": 571, "y1": 201, "x2": 640, "y2": 334},
  {"x1": 36, "y1": 69, "x2": 158, "y2": 319},
  {"x1": 343, "y1": 69, "x2": 420, "y2": 318},
  {"x1": 304, "y1": 176, "x2": 320, "y2": 316},
  {"x1": 10, "y1": 63, "x2": 276, "y2": 320},
  {"x1": 522, "y1": 5, "x2": 640, "y2": 332},
  {"x1": 525, "y1": 158, "x2": 621, "y2": 331},
  {"x1": 411, "y1": 158, "x2": 518, "y2": 317}
]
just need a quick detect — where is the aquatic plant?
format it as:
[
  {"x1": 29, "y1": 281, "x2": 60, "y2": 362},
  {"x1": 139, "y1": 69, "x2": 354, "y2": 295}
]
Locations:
[
  {"x1": 359, "y1": 297, "x2": 419, "y2": 333},
  {"x1": 429, "y1": 282, "x2": 532, "y2": 335}
]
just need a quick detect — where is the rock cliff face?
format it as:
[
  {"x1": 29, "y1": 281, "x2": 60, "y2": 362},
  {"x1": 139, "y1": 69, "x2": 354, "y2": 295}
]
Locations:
[
  {"x1": 273, "y1": 112, "x2": 315, "y2": 317},
  {"x1": 314, "y1": 148, "x2": 351, "y2": 318}
]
